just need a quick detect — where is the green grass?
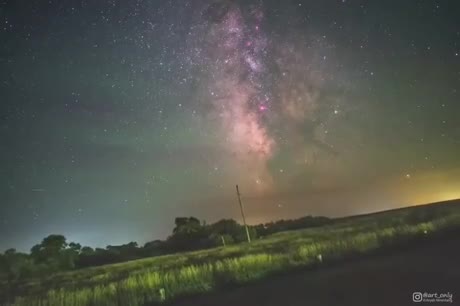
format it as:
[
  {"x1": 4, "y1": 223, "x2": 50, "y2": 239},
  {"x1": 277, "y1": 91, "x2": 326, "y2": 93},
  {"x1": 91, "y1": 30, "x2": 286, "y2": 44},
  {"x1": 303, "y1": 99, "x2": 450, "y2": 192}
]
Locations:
[{"x1": 3, "y1": 200, "x2": 460, "y2": 306}]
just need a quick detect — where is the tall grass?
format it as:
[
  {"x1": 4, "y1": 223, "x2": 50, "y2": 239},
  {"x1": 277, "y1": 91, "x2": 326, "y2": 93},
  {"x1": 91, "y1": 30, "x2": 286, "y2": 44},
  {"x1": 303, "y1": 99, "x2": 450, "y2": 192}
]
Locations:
[{"x1": 4, "y1": 203, "x2": 460, "y2": 306}]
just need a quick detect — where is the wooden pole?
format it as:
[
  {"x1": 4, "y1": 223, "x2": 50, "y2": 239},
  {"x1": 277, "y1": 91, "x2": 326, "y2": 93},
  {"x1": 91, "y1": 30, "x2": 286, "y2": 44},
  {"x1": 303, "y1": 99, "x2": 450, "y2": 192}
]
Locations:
[
  {"x1": 236, "y1": 185, "x2": 251, "y2": 243},
  {"x1": 220, "y1": 235, "x2": 226, "y2": 247}
]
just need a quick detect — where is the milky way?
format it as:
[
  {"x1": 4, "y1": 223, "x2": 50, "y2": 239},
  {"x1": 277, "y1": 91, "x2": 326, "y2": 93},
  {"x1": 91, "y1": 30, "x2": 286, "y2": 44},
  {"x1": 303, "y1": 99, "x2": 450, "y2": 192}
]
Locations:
[
  {"x1": 187, "y1": 2, "x2": 276, "y2": 191},
  {"x1": 187, "y1": 1, "x2": 342, "y2": 192}
]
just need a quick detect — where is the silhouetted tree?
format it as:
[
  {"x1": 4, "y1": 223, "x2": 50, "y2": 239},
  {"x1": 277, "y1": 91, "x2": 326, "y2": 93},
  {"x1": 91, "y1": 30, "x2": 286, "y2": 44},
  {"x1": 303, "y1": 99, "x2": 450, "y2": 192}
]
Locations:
[
  {"x1": 168, "y1": 217, "x2": 209, "y2": 251},
  {"x1": 0, "y1": 249, "x2": 35, "y2": 282},
  {"x1": 142, "y1": 240, "x2": 166, "y2": 257},
  {"x1": 80, "y1": 246, "x2": 94, "y2": 256},
  {"x1": 30, "y1": 235, "x2": 80, "y2": 271}
]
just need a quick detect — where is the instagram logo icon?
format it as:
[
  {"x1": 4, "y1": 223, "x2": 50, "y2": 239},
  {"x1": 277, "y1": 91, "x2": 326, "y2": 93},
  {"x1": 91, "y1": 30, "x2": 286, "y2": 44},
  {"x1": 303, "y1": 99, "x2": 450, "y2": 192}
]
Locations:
[{"x1": 413, "y1": 292, "x2": 423, "y2": 302}]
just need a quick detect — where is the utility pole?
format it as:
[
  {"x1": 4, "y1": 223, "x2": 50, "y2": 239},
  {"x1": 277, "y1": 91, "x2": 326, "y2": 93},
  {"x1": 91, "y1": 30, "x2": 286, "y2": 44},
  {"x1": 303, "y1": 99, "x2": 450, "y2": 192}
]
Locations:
[
  {"x1": 236, "y1": 184, "x2": 251, "y2": 243},
  {"x1": 220, "y1": 235, "x2": 226, "y2": 247}
]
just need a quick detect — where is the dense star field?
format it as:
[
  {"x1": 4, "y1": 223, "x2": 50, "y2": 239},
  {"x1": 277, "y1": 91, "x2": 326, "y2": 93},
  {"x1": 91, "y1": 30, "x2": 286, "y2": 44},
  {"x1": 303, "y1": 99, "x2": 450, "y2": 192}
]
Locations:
[{"x1": 1, "y1": 0, "x2": 459, "y2": 251}]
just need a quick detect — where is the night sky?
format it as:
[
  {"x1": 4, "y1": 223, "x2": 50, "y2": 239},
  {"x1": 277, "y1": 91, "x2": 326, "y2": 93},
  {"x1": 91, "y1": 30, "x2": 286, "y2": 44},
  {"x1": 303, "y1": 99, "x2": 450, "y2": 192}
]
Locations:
[{"x1": 1, "y1": 0, "x2": 459, "y2": 251}]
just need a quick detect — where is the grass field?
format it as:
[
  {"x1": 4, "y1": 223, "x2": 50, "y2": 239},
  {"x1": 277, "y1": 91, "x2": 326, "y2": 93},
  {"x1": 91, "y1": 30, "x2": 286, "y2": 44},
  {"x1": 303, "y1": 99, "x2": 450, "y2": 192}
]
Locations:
[{"x1": 2, "y1": 199, "x2": 460, "y2": 306}]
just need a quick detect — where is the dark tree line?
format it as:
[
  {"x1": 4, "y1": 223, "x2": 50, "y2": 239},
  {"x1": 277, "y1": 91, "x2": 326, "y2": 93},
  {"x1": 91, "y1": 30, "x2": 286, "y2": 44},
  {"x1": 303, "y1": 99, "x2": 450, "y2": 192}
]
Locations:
[
  {"x1": 254, "y1": 215, "x2": 331, "y2": 236},
  {"x1": 0, "y1": 215, "x2": 331, "y2": 282}
]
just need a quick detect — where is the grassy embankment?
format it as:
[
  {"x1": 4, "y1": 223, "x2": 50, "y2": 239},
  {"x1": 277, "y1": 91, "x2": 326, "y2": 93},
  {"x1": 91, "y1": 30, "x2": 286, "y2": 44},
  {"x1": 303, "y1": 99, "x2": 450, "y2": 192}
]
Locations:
[{"x1": 2, "y1": 199, "x2": 460, "y2": 306}]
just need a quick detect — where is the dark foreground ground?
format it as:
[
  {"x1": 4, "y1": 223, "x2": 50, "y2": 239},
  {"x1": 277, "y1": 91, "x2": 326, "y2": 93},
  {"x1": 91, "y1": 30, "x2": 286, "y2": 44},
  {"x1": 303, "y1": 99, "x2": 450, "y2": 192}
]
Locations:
[{"x1": 171, "y1": 232, "x2": 460, "y2": 306}]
